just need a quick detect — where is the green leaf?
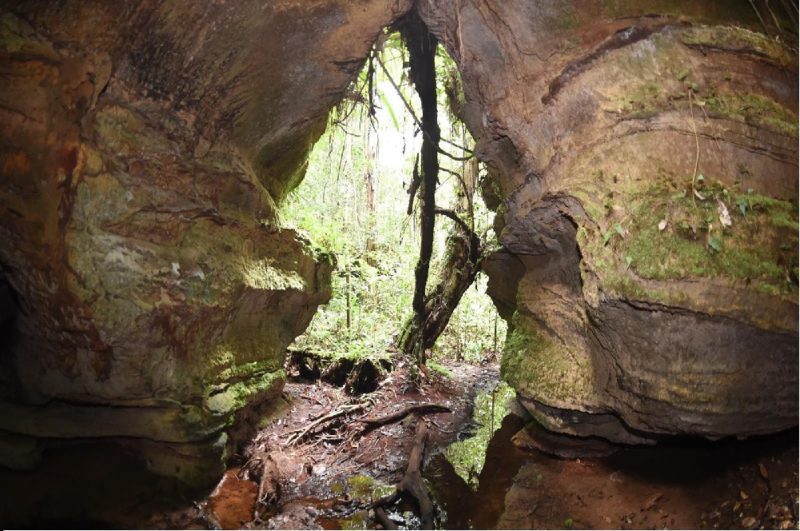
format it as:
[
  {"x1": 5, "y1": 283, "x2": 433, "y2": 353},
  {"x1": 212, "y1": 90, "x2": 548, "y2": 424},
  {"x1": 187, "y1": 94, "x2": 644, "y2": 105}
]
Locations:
[
  {"x1": 677, "y1": 69, "x2": 689, "y2": 81},
  {"x1": 378, "y1": 91, "x2": 400, "y2": 132},
  {"x1": 709, "y1": 236, "x2": 722, "y2": 253},
  {"x1": 737, "y1": 197, "x2": 749, "y2": 217},
  {"x1": 603, "y1": 230, "x2": 613, "y2": 245},
  {"x1": 625, "y1": 256, "x2": 633, "y2": 269},
  {"x1": 614, "y1": 223, "x2": 625, "y2": 236}
]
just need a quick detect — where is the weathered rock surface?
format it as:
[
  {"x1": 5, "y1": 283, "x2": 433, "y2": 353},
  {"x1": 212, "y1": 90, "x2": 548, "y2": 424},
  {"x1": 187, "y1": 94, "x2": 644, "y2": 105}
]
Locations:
[
  {"x1": 1, "y1": 0, "x2": 796, "y2": 485},
  {"x1": 0, "y1": 0, "x2": 409, "y2": 485},
  {"x1": 420, "y1": 1, "x2": 798, "y2": 444}
]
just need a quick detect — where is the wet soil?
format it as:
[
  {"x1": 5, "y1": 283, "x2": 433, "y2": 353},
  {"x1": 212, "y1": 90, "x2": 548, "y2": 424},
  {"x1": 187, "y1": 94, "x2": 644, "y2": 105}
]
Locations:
[
  {"x1": 428, "y1": 414, "x2": 798, "y2": 530},
  {"x1": 0, "y1": 358, "x2": 797, "y2": 530}
]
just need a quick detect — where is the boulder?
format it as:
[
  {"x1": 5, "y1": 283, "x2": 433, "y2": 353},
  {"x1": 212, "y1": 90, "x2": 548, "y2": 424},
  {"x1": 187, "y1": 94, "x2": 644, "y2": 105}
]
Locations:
[
  {"x1": 420, "y1": 0, "x2": 798, "y2": 443},
  {"x1": 0, "y1": 0, "x2": 409, "y2": 485}
]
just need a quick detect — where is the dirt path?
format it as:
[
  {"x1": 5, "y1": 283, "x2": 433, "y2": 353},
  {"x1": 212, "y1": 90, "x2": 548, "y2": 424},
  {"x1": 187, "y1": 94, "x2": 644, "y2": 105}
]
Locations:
[{"x1": 142, "y1": 360, "x2": 499, "y2": 529}]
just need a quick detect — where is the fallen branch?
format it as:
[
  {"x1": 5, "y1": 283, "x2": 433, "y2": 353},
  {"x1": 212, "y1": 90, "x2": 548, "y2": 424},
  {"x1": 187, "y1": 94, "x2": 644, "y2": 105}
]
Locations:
[
  {"x1": 356, "y1": 402, "x2": 450, "y2": 433},
  {"x1": 371, "y1": 422, "x2": 435, "y2": 529},
  {"x1": 285, "y1": 401, "x2": 367, "y2": 445}
]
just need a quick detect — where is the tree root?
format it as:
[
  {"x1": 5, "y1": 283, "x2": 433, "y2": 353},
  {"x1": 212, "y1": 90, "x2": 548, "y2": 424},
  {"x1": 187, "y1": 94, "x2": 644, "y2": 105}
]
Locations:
[
  {"x1": 285, "y1": 401, "x2": 369, "y2": 445},
  {"x1": 356, "y1": 403, "x2": 450, "y2": 433},
  {"x1": 371, "y1": 421, "x2": 435, "y2": 529},
  {"x1": 374, "y1": 506, "x2": 399, "y2": 530},
  {"x1": 254, "y1": 455, "x2": 280, "y2": 519}
]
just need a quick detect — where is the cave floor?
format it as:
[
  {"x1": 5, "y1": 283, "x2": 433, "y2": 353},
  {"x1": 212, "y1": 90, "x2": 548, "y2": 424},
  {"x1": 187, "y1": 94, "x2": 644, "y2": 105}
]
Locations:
[
  {"x1": 1, "y1": 358, "x2": 797, "y2": 530},
  {"x1": 148, "y1": 360, "x2": 799, "y2": 531}
]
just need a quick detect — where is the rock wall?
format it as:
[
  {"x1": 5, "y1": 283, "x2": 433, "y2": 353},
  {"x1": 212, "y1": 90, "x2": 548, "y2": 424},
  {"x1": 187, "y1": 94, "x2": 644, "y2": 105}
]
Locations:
[
  {"x1": 420, "y1": 1, "x2": 798, "y2": 443},
  {"x1": 0, "y1": 0, "x2": 409, "y2": 485}
]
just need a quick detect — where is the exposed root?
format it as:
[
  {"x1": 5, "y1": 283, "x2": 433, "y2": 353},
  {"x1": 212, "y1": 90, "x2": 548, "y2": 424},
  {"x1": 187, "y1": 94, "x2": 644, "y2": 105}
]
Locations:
[
  {"x1": 371, "y1": 421, "x2": 435, "y2": 529},
  {"x1": 254, "y1": 456, "x2": 280, "y2": 519},
  {"x1": 356, "y1": 402, "x2": 451, "y2": 433},
  {"x1": 374, "y1": 506, "x2": 399, "y2": 530},
  {"x1": 285, "y1": 400, "x2": 370, "y2": 446}
]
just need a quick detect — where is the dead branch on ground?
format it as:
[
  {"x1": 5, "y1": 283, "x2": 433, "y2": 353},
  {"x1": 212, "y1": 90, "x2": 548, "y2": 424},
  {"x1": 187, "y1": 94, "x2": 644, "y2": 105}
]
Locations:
[
  {"x1": 356, "y1": 402, "x2": 450, "y2": 433},
  {"x1": 285, "y1": 400, "x2": 370, "y2": 445}
]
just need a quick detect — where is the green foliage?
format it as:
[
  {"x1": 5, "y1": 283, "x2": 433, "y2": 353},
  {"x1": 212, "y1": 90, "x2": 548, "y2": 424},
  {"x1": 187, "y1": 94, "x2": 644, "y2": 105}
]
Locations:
[{"x1": 282, "y1": 34, "x2": 504, "y2": 363}]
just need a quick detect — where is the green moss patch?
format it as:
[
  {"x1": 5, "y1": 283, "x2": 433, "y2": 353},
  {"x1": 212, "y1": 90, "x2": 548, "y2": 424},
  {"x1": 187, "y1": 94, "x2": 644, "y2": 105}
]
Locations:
[
  {"x1": 442, "y1": 382, "x2": 515, "y2": 489},
  {"x1": 580, "y1": 175, "x2": 798, "y2": 298},
  {"x1": 680, "y1": 26, "x2": 795, "y2": 68},
  {"x1": 204, "y1": 369, "x2": 285, "y2": 417},
  {"x1": 345, "y1": 474, "x2": 395, "y2": 503},
  {"x1": 703, "y1": 94, "x2": 798, "y2": 137},
  {"x1": 241, "y1": 258, "x2": 306, "y2": 291},
  {"x1": 500, "y1": 315, "x2": 594, "y2": 404}
]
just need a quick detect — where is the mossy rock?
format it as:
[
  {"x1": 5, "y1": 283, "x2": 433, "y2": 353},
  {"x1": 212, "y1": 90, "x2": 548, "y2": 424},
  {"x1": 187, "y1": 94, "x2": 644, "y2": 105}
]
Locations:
[
  {"x1": 577, "y1": 174, "x2": 798, "y2": 301},
  {"x1": 500, "y1": 314, "x2": 594, "y2": 406}
]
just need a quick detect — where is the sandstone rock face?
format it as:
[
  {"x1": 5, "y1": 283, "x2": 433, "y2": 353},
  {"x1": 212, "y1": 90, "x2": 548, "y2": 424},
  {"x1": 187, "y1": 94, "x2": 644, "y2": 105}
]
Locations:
[
  {"x1": 0, "y1": 0, "x2": 409, "y2": 485},
  {"x1": 421, "y1": 1, "x2": 798, "y2": 443}
]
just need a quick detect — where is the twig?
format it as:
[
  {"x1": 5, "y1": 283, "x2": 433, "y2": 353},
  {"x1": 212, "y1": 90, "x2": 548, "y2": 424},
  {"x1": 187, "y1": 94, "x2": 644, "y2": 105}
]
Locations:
[
  {"x1": 748, "y1": 0, "x2": 772, "y2": 35},
  {"x1": 434, "y1": 208, "x2": 472, "y2": 236},
  {"x1": 285, "y1": 402, "x2": 366, "y2": 445},
  {"x1": 688, "y1": 88, "x2": 701, "y2": 205}
]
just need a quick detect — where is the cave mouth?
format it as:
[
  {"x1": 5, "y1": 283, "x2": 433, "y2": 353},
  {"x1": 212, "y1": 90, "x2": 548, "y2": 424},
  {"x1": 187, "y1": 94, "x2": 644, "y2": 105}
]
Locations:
[
  {"x1": 281, "y1": 26, "x2": 507, "y2": 388},
  {"x1": 0, "y1": 1, "x2": 797, "y2": 528}
]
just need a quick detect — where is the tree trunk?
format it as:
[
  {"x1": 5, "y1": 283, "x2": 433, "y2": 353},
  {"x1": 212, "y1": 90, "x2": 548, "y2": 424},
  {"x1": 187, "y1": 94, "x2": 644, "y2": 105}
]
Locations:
[
  {"x1": 399, "y1": 210, "x2": 482, "y2": 357},
  {"x1": 399, "y1": 11, "x2": 440, "y2": 363}
]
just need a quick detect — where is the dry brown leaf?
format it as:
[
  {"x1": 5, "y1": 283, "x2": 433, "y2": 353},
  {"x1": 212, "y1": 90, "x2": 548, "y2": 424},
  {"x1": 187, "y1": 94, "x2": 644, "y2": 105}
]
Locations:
[
  {"x1": 741, "y1": 516, "x2": 757, "y2": 528},
  {"x1": 759, "y1": 463, "x2": 768, "y2": 479}
]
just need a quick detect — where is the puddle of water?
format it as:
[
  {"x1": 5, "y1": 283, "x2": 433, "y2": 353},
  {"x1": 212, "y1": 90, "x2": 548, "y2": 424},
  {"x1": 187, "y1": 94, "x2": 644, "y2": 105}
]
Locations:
[
  {"x1": 427, "y1": 408, "x2": 799, "y2": 529},
  {"x1": 427, "y1": 413, "x2": 528, "y2": 530},
  {"x1": 439, "y1": 381, "x2": 516, "y2": 490},
  {"x1": 204, "y1": 468, "x2": 258, "y2": 529}
]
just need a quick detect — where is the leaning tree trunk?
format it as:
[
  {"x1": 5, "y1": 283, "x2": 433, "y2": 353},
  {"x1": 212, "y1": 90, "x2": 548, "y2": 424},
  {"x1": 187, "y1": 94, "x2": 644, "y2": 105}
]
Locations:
[
  {"x1": 398, "y1": 10, "x2": 440, "y2": 364},
  {"x1": 398, "y1": 210, "x2": 483, "y2": 357},
  {"x1": 418, "y1": 0, "x2": 798, "y2": 445}
]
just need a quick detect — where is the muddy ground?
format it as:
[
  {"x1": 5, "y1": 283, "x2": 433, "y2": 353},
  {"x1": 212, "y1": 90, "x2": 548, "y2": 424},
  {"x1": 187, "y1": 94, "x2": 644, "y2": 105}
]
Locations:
[{"x1": 0, "y1": 356, "x2": 797, "y2": 530}]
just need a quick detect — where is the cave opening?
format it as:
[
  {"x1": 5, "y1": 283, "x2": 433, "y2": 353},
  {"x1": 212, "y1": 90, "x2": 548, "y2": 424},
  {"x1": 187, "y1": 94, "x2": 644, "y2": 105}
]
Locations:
[
  {"x1": 0, "y1": 1, "x2": 797, "y2": 529},
  {"x1": 282, "y1": 18, "x2": 507, "y2": 391},
  {"x1": 0, "y1": 266, "x2": 21, "y2": 385}
]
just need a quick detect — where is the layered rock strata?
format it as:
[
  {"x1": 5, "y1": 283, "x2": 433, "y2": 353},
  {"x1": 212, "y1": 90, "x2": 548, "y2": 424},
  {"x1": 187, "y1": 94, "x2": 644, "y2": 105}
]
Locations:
[
  {"x1": 0, "y1": 0, "x2": 410, "y2": 485},
  {"x1": 420, "y1": 0, "x2": 798, "y2": 445}
]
